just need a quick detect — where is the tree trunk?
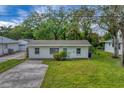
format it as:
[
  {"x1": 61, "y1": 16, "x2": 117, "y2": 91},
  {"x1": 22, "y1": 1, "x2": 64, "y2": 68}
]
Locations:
[
  {"x1": 113, "y1": 34, "x2": 119, "y2": 58},
  {"x1": 63, "y1": 33, "x2": 66, "y2": 40},
  {"x1": 54, "y1": 32, "x2": 58, "y2": 40},
  {"x1": 54, "y1": 35, "x2": 58, "y2": 40},
  {"x1": 121, "y1": 31, "x2": 124, "y2": 66}
]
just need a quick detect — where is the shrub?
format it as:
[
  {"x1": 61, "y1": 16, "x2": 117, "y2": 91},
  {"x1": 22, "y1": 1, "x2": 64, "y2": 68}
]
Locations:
[
  {"x1": 95, "y1": 50, "x2": 112, "y2": 57},
  {"x1": 53, "y1": 52, "x2": 61, "y2": 61},
  {"x1": 53, "y1": 51, "x2": 67, "y2": 61},
  {"x1": 89, "y1": 46, "x2": 96, "y2": 55}
]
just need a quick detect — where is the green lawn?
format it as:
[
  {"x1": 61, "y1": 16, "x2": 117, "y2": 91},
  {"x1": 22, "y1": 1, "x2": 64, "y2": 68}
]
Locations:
[
  {"x1": 0, "y1": 59, "x2": 22, "y2": 73},
  {"x1": 41, "y1": 50, "x2": 124, "y2": 88}
]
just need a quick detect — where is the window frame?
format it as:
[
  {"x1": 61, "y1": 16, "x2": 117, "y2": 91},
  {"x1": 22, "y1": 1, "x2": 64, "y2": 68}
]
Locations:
[
  {"x1": 76, "y1": 48, "x2": 81, "y2": 55},
  {"x1": 109, "y1": 42, "x2": 111, "y2": 46},
  {"x1": 35, "y1": 48, "x2": 40, "y2": 54},
  {"x1": 50, "y1": 48, "x2": 59, "y2": 54}
]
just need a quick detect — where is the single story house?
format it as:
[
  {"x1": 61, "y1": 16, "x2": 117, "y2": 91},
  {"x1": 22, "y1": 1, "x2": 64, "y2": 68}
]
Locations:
[
  {"x1": 18, "y1": 40, "x2": 29, "y2": 51},
  {"x1": 27, "y1": 40, "x2": 91, "y2": 59},
  {"x1": 104, "y1": 31, "x2": 122, "y2": 55},
  {"x1": 0, "y1": 36, "x2": 19, "y2": 56},
  {"x1": 104, "y1": 39, "x2": 122, "y2": 55}
]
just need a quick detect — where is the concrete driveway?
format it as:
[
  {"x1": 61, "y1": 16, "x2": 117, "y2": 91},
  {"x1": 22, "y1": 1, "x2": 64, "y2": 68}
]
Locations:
[
  {"x1": 0, "y1": 60, "x2": 48, "y2": 88},
  {"x1": 0, "y1": 52, "x2": 26, "y2": 63}
]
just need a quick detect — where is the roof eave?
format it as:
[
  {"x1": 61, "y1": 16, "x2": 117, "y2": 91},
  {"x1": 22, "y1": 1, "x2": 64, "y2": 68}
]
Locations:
[{"x1": 27, "y1": 44, "x2": 91, "y2": 47}]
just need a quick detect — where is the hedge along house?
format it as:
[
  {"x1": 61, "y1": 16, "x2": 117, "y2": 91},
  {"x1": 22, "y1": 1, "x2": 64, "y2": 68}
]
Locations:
[
  {"x1": 0, "y1": 36, "x2": 19, "y2": 56},
  {"x1": 27, "y1": 40, "x2": 91, "y2": 59}
]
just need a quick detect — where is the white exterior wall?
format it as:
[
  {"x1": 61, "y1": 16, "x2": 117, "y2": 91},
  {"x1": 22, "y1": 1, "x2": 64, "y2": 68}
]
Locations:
[
  {"x1": 0, "y1": 44, "x2": 8, "y2": 56},
  {"x1": 28, "y1": 46, "x2": 89, "y2": 59},
  {"x1": 105, "y1": 42, "x2": 114, "y2": 53},
  {"x1": 19, "y1": 45, "x2": 27, "y2": 51},
  {"x1": 104, "y1": 42, "x2": 122, "y2": 55},
  {"x1": 18, "y1": 40, "x2": 28, "y2": 51},
  {"x1": 104, "y1": 31, "x2": 123, "y2": 55},
  {"x1": 0, "y1": 43, "x2": 19, "y2": 56},
  {"x1": 8, "y1": 44, "x2": 19, "y2": 52}
]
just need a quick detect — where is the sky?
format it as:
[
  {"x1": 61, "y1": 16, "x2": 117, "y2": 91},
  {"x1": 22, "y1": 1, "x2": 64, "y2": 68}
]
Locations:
[
  {"x1": 0, "y1": 5, "x2": 32, "y2": 26},
  {"x1": 0, "y1": 5, "x2": 50, "y2": 26},
  {"x1": 0, "y1": 5, "x2": 105, "y2": 36},
  {"x1": 0, "y1": 5, "x2": 82, "y2": 26}
]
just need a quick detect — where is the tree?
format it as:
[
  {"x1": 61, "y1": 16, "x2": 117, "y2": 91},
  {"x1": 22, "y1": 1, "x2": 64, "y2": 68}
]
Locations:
[
  {"x1": 117, "y1": 6, "x2": 124, "y2": 66},
  {"x1": 99, "y1": 5, "x2": 124, "y2": 66},
  {"x1": 33, "y1": 22, "x2": 54, "y2": 40},
  {"x1": 46, "y1": 6, "x2": 70, "y2": 40},
  {"x1": 120, "y1": 21, "x2": 124, "y2": 66},
  {"x1": 103, "y1": 32, "x2": 111, "y2": 40},
  {"x1": 0, "y1": 25, "x2": 12, "y2": 38},
  {"x1": 72, "y1": 6, "x2": 95, "y2": 41},
  {"x1": 79, "y1": 6, "x2": 95, "y2": 42},
  {"x1": 99, "y1": 6, "x2": 120, "y2": 58},
  {"x1": 89, "y1": 32, "x2": 100, "y2": 47},
  {"x1": 21, "y1": 12, "x2": 45, "y2": 39}
]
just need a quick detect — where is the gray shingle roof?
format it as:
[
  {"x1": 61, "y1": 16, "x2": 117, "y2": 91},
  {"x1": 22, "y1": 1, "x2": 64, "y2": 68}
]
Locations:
[
  {"x1": 28, "y1": 40, "x2": 91, "y2": 47},
  {"x1": 0, "y1": 36, "x2": 18, "y2": 44},
  {"x1": 104, "y1": 39, "x2": 122, "y2": 43}
]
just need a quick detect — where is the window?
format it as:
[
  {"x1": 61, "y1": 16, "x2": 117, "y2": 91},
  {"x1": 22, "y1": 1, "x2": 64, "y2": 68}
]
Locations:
[
  {"x1": 35, "y1": 48, "x2": 40, "y2": 54},
  {"x1": 19, "y1": 44, "x2": 25, "y2": 47},
  {"x1": 119, "y1": 43, "x2": 121, "y2": 49},
  {"x1": 50, "y1": 48, "x2": 59, "y2": 54},
  {"x1": 109, "y1": 42, "x2": 111, "y2": 46},
  {"x1": 76, "y1": 48, "x2": 81, "y2": 55}
]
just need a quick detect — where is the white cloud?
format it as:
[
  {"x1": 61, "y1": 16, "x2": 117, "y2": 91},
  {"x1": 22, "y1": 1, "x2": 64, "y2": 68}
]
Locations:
[
  {"x1": 33, "y1": 6, "x2": 48, "y2": 13},
  {"x1": 8, "y1": 9, "x2": 30, "y2": 25},
  {"x1": 33, "y1": 5, "x2": 60, "y2": 14},
  {"x1": 17, "y1": 9, "x2": 28, "y2": 17},
  {"x1": 0, "y1": 6, "x2": 29, "y2": 27},
  {"x1": 11, "y1": 18, "x2": 23, "y2": 25},
  {"x1": 0, "y1": 21, "x2": 17, "y2": 27},
  {"x1": 16, "y1": 9, "x2": 29, "y2": 23}
]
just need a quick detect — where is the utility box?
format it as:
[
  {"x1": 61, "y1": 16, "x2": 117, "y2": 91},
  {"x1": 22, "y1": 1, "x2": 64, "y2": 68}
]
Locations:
[{"x1": 88, "y1": 51, "x2": 92, "y2": 58}]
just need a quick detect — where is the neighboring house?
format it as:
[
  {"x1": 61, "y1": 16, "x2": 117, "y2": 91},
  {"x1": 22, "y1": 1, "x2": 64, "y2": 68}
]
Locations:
[
  {"x1": 0, "y1": 36, "x2": 19, "y2": 56},
  {"x1": 104, "y1": 31, "x2": 122, "y2": 55},
  {"x1": 18, "y1": 40, "x2": 28, "y2": 51},
  {"x1": 104, "y1": 39, "x2": 122, "y2": 55},
  {"x1": 27, "y1": 40, "x2": 91, "y2": 59}
]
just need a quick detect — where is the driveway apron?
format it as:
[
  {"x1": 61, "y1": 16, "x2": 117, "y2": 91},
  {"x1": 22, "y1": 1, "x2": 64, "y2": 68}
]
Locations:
[
  {"x1": 0, "y1": 52, "x2": 26, "y2": 63},
  {"x1": 0, "y1": 60, "x2": 48, "y2": 88}
]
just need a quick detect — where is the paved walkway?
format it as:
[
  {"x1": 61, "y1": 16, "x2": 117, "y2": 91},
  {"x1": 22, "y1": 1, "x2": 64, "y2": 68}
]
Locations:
[
  {"x1": 0, "y1": 52, "x2": 26, "y2": 63},
  {"x1": 0, "y1": 60, "x2": 48, "y2": 88}
]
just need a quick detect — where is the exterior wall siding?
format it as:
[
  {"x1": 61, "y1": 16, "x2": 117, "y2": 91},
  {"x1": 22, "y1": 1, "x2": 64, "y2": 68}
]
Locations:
[
  {"x1": 18, "y1": 40, "x2": 28, "y2": 51},
  {"x1": 8, "y1": 44, "x2": 19, "y2": 52},
  {"x1": 0, "y1": 43, "x2": 19, "y2": 56},
  {"x1": 105, "y1": 42, "x2": 114, "y2": 53},
  {"x1": 19, "y1": 45, "x2": 27, "y2": 51},
  {"x1": 105, "y1": 42, "x2": 122, "y2": 55},
  {"x1": 28, "y1": 46, "x2": 89, "y2": 59}
]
